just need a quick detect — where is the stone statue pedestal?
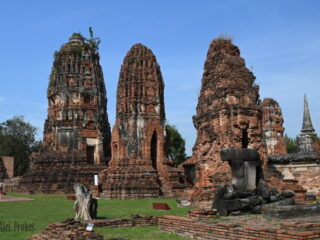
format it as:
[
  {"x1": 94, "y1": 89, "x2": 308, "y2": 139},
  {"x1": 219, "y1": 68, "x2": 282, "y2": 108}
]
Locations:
[
  {"x1": 214, "y1": 148, "x2": 296, "y2": 216},
  {"x1": 220, "y1": 148, "x2": 262, "y2": 192}
]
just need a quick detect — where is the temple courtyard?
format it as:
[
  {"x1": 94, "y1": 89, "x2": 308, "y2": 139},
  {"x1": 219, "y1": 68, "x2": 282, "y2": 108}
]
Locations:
[
  {"x1": 1, "y1": 2, "x2": 320, "y2": 240},
  {"x1": 0, "y1": 194, "x2": 190, "y2": 240},
  {"x1": 1, "y1": 193, "x2": 320, "y2": 240}
]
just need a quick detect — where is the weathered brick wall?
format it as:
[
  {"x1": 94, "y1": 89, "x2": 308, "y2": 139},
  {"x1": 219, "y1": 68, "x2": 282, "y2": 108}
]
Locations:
[
  {"x1": 91, "y1": 214, "x2": 158, "y2": 227},
  {"x1": 159, "y1": 215, "x2": 320, "y2": 240},
  {"x1": 28, "y1": 215, "x2": 158, "y2": 240},
  {"x1": 273, "y1": 163, "x2": 320, "y2": 196},
  {"x1": 28, "y1": 219, "x2": 104, "y2": 240},
  {"x1": 6, "y1": 165, "x2": 105, "y2": 194}
]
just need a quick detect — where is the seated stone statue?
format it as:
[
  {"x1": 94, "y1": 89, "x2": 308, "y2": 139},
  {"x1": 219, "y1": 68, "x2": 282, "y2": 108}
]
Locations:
[{"x1": 214, "y1": 148, "x2": 295, "y2": 216}]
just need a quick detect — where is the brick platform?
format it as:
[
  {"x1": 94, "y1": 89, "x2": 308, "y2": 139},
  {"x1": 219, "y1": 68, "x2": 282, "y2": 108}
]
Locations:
[
  {"x1": 6, "y1": 165, "x2": 106, "y2": 194},
  {"x1": 27, "y1": 219, "x2": 104, "y2": 240},
  {"x1": 91, "y1": 215, "x2": 158, "y2": 227},
  {"x1": 159, "y1": 215, "x2": 320, "y2": 240},
  {"x1": 188, "y1": 208, "x2": 217, "y2": 219},
  {"x1": 28, "y1": 215, "x2": 157, "y2": 240},
  {"x1": 26, "y1": 213, "x2": 320, "y2": 240}
]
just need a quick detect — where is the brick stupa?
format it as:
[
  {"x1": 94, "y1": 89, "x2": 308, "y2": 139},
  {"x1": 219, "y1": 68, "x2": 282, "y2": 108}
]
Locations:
[
  {"x1": 183, "y1": 38, "x2": 267, "y2": 204},
  {"x1": 100, "y1": 44, "x2": 185, "y2": 199},
  {"x1": 262, "y1": 98, "x2": 287, "y2": 156},
  {"x1": 297, "y1": 94, "x2": 317, "y2": 152},
  {"x1": 8, "y1": 33, "x2": 111, "y2": 193}
]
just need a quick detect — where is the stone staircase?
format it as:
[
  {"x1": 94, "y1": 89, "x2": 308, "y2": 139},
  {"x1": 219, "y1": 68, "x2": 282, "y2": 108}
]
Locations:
[
  {"x1": 100, "y1": 166, "x2": 161, "y2": 199},
  {"x1": 99, "y1": 157, "x2": 188, "y2": 199}
]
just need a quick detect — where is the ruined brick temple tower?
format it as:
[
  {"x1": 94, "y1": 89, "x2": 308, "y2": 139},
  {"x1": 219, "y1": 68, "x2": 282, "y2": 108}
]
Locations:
[
  {"x1": 183, "y1": 38, "x2": 267, "y2": 203},
  {"x1": 43, "y1": 33, "x2": 111, "y2": 164},
  {"x1": 262, "y1": 98, "x2": 287, "y2": 156},
  {"x1": 111, "y1": 44, "x2": 166, "y2": 166},
  {"x1": 7, "y1": 33, "x2": 111, "y2": 193},
  {"x1": 100, "y1": 44, "x2": 185, "y2": 199}
]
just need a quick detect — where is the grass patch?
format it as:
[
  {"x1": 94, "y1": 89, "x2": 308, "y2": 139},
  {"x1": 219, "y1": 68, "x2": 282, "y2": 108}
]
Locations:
[
  {"x1": 0, "y1": 193, "x2": 192, "y2": 240},
  {"x1": 95, "y1": 226, "x2": 188, "y2": 240}
]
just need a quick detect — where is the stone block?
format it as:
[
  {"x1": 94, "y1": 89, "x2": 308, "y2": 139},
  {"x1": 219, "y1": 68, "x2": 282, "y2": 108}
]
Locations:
[
  {"x1": 262, "y1": 204, "x2": 320, "y2": 219},
  {"x1": 280, "y1": 190, "x2": 295, "y2": 198},
  {"x1": 220, "y1": 148, "x2": 260, "y2": 162},
  {"x1": 257, "y1": 179, "x2": 270, "y2": 199}
]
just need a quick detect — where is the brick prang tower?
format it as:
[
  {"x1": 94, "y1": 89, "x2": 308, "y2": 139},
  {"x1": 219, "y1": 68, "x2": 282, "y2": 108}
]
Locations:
[
  {"x1": 7, "y1": 33, "x2": 111, "y2": 194},
  {"x1": 43, "y1": 33, "x2": 111, "y2": 165}
]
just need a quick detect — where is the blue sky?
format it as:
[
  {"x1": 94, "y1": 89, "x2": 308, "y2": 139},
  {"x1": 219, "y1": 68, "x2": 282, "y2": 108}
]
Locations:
[{"x1": 1, "y1": 1, "x2": 320, "y2": 155}]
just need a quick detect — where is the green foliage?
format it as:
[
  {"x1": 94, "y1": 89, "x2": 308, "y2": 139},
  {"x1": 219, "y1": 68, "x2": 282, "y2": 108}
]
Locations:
[
  {"x1": 0, "y1": 116, "x2": 41, "y2": 176},
  {"x1": 285, "y1": 134, "x2": 297, "y2": 153},
  {"x1": 48, "y1": 66, "x2": 56, "y2": 89},
  {"x1": 89, "y1": 26, "x2": 94, "y2": 39},
  {"x1": 310, "y1": 134, "x2": 320, "y2": 142},
  {"x1": 166, "y1": 124, "x2": 187, "y2": 166},
  {"x1": 96, "y1": 226, "x2": 188, "y2": 240},
  {"x1": 69, "y1": 44, "x2": 83, "y2": 54},
  {"x1": 85, "y1": 27, "x2": 101, "y2": 51},
  {"x1": 217, "y1": 33, "x2": 233, "y2": 41},
  {"x1": 0, "y1": 194, "x2": 192, "y2": 240}
]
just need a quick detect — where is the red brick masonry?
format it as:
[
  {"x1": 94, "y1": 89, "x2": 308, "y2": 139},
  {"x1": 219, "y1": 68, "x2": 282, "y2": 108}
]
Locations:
[
  {"x1": 28, "y1": 215, "x2": 158, "y2": 239},
  {"x1": 158, "y1": 215, "x2": 320, "y2": 240},
  {"x1": 28, "y1": 214, "x2": 320, "y2": 240},
  {"x1": 153, "y1": 203, "x2": 171, "y2": 210}
]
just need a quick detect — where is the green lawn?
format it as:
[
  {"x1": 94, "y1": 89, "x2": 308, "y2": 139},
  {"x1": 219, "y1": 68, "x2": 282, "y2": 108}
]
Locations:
[
  {"x1": 0, "y1": 193, "x2": 191, "y2": 240},
  {"x1": 96, "y1": 226, "x2": 187, "y2": 240}
]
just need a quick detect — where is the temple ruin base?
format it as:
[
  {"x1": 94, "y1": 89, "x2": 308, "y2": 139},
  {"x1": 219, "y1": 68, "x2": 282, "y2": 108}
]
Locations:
[{"x1": 5, "y1": 165, "x2": 105, "y2": 194}]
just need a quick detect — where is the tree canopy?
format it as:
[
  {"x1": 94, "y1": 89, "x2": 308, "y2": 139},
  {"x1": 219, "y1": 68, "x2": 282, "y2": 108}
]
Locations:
[
  {"x1": 165, "y1": 124, "x2": 187, "y2": 166},
  {"x1": 0, "y1": 116, "x2": 41, "y2": 176},
  {"x1": 284, "y1": 134, "x2": 297, "y2": 153}
]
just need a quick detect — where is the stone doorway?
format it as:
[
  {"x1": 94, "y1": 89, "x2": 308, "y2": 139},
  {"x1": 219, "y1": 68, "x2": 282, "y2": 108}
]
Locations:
[
  {"x1": 184, "y1": 164, "x2": 196, "y2": 186},
  {"x1": 151, "y1": 131, "x2": 157, "y2": 170},
  {"x1": 242, "y1": 127, "x2": 249, "y2": 148},
  {"x1": 86, "y1": 145, "x2": 95, "y2": 164}
]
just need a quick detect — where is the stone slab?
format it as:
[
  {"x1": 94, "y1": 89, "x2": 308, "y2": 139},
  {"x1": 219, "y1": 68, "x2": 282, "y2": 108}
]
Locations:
[{"x1": 262, "y1": 204, "x2": 320, "y2": 219}]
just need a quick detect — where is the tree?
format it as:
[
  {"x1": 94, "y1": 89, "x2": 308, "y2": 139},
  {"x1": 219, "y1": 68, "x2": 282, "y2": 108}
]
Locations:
[
  {"x1": 166, "y1": 124, "x2": 187, "y2": 166},
  {"x1": 0, "y1": 116, "x2": 42, "y2": 176},
  {"x1": 285, "y1": 134, "x2": 297, "y2": 153}
]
